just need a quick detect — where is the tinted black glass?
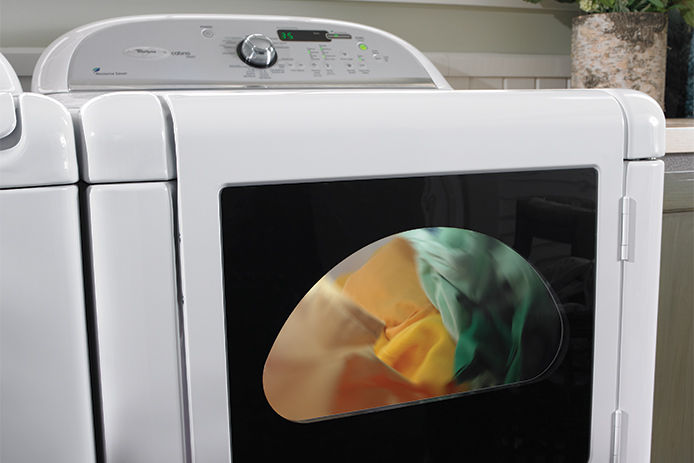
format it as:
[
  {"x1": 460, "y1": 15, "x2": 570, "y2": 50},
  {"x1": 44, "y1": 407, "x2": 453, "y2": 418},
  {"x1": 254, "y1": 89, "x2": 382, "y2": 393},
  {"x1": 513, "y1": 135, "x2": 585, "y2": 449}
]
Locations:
[{"x1": 221, "y1": 169, "x2": 597, "y2": 462}]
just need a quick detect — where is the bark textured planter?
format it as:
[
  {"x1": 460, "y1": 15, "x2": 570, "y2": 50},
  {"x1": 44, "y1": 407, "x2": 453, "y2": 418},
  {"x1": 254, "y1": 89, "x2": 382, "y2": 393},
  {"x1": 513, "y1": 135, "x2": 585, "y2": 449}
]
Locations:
[{"x1": 571, "y1": 12, "x2": 668, "y2": 108}]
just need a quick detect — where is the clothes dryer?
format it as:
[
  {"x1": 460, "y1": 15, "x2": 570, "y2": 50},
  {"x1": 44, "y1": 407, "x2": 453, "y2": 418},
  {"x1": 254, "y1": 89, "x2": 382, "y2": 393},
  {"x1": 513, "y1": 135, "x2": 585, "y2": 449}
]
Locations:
[{"x1": 31, "y1": 15, "x2": 665, "y2": 463}]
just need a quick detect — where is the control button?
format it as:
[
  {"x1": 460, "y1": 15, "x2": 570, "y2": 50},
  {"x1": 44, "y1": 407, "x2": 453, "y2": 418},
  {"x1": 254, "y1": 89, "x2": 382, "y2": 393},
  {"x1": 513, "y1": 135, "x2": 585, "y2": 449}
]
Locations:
[
  {"x1": 324, "y1": 63, "x2": 331, "y2": 68},
  {"x1": 357, "y1": 43, "x2": 368, "y2": 51},
  {"x1": 237, "y1": 34, "x2": 278, "y2": 68},
  {"x1": 201, "y1": 28, "x2": 214, "y2": 39},
  {"x1": 373, "y1": 54, "x2": 382, "y2": 61}
]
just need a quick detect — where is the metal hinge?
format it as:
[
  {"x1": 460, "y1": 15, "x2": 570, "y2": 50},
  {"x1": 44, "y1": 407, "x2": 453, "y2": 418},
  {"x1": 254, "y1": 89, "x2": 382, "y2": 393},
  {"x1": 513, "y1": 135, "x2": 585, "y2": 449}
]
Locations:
[
  {"x1": 619, "y1": 197, "x2": 636, "y2": 262},
  {"x1": 611, "y1": 409, "x2": 626, "y2": 463}
]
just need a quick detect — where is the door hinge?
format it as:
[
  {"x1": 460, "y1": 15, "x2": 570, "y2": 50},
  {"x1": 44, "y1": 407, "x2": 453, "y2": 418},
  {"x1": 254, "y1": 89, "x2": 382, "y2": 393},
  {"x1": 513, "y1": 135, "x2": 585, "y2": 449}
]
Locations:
[
  {"x1": 611, "y1": 409, "x2": 626, "y2": 463},
  {"x1": 619, "y1": 197, "x2": 636, "y2": 262}
]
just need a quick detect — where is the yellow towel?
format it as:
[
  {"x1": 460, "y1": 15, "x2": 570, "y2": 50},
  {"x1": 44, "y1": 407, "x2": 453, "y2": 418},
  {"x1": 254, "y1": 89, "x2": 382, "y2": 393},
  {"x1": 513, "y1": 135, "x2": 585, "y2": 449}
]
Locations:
[{"x1": 340, "y1": 237, "x2": 456, "y2": 390}]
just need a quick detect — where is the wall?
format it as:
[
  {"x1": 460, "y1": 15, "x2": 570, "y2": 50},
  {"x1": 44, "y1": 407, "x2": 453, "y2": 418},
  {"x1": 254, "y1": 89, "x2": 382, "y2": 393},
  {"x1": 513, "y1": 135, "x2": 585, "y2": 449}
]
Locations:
[{"x1": 0, "y1": 0, "x2": 576, "y2": 54}]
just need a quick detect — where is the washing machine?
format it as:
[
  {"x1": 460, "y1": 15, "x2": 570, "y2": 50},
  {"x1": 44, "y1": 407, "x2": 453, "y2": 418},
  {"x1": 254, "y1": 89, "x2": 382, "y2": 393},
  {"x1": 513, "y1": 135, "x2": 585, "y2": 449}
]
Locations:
[
  {"x1": 29, "y1": 14, "x2": 665, "y2": 463},
  {"x1": 0, "y1": 53, "x2": 95, "y2": 462}
]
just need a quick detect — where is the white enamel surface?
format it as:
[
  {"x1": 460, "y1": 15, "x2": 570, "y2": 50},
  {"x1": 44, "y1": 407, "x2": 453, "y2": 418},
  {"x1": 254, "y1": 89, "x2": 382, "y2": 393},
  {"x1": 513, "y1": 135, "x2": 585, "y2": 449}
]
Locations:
[
  {"x1": 618, "y1": 160, "x2": 664, "y2": 462},
  {"x1": 167, "y1": 89, "x2": 629, "y2": 462},
  {"x1": 0, "y1": 52, "x2": 22, "y2": 94},
  {"x1": 0, "y1": 93, "x2": 77, "y2": 188},
  {"x1": 0, "y1": 185, "x2": 95, "y2": 463},
  {"x1": 0, "y1": 53, "x2": 21, "y2": 139},
  {"x1": 80, "y1": 92, "x2": 174, "y2": 183},
  {"x1": 32, "y1": 14, "x2": 449, "y2": 93},
  {"x1": 603, "y1": 89, "x2": 666, "y2": 160},
  {"x1": 0, "y1": 92, "x2": 17, "y2": 138},
  {"x1": 87, "y1": 182, "x2": 185, "y2": 463}
]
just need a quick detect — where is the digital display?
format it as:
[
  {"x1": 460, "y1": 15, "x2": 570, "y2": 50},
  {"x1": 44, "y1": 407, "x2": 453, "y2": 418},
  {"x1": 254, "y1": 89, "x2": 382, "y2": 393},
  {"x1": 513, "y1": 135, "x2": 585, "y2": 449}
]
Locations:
[{"x1": 277, "y1": 30, "x2": 330, "y2": 42}]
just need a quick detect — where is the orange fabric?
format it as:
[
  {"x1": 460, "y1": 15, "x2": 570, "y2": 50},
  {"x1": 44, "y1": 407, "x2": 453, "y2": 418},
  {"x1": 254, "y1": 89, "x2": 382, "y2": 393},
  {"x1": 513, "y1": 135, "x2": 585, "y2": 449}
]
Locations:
[
  {"x1": 340, "y1": 237, "x2": 456, "y2": 390},
  {"x1": 332, "y1": 353, "x2": 441, "y2": 417},
  {"x1": 263, "y1": 278, "x2": 440, "y2": 422},
  {"x1": 341, "y1": 237, "x2": 437, "y2": 340},
  {"x1": 263, "y1": 238, "x2": 463, "y2": 422}
]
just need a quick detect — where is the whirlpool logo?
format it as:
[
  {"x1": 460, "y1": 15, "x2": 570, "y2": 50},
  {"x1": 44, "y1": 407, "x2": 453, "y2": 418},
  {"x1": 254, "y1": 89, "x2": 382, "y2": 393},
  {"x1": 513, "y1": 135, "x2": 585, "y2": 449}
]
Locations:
[{"x1": 123, "y1": 46, "x2": 170, "y2": 60}]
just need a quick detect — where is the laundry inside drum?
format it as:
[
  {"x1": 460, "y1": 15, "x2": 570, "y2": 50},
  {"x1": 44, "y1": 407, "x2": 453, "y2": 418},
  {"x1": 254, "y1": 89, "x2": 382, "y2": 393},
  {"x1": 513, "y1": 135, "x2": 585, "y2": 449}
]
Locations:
[{"x1": 263, "y1": 227, "x2": 565, "y2": 422}]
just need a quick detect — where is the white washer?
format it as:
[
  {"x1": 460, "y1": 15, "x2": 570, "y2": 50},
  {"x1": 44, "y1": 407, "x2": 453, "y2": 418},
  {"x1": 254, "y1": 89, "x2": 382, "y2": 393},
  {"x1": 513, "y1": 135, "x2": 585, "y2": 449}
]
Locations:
[
  {"x1": 0, "y1": 53, "x2": 95, "y2": 463},
  {"x1": 32, "y1": 15, "x2": 665, "y2": 463}
]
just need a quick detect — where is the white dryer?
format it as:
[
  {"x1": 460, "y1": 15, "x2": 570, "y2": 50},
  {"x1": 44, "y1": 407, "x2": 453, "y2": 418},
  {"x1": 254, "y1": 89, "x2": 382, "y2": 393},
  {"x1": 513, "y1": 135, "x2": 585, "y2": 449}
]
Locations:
[
  {"x1": 31, "y1": 15, "x2": 665, "y2": 463},
  {"x1": 0, "y1": 54, "x2": 95, "y2": 462}
]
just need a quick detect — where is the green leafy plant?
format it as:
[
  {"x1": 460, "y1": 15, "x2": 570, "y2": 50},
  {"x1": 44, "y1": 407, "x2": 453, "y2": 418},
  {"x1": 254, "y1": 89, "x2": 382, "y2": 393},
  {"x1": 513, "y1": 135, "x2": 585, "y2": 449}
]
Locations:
[{"x1": 524, "y1": 0, "x2": 694, "y2": 26}]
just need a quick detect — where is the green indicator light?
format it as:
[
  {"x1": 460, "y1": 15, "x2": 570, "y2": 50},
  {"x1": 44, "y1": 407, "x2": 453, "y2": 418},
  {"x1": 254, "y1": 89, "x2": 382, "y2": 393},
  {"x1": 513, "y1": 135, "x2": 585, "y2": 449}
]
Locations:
[{"x1": 359, "y1": 43, "x2": 368, "y2": 50}]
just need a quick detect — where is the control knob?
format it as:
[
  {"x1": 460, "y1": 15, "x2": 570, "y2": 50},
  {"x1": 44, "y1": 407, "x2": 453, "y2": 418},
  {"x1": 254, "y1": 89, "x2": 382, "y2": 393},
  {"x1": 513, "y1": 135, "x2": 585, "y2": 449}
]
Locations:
[{"x1": 237, "y1": 34, "x2": 278, "y2": 68}]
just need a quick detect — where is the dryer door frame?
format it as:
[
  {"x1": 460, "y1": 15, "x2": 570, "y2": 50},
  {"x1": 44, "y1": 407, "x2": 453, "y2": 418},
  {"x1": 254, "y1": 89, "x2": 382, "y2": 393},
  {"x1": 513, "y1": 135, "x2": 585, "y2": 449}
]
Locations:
[{"x1": 169, "y1": 89, "x2": 630, "y2": 462}]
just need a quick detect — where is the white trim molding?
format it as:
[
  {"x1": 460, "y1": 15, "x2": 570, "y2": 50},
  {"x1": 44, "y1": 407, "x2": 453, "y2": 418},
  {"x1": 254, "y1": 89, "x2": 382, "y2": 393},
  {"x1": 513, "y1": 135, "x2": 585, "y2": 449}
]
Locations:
[
  {"x1": 424, "y1": 52, "x2": 570, "y2": 90},
  {"x1": 665, "y1": 119, "x2": 694, "y2": 154},
  {"x1": 339, "y1": 0, "x2": 577, "y2": 10},
  {"x1": 0, "y1": 48, "x2": 43, "y2": 77},
  {"x1": 424, "y1": 52, "x2": 570, "y2": 78}
]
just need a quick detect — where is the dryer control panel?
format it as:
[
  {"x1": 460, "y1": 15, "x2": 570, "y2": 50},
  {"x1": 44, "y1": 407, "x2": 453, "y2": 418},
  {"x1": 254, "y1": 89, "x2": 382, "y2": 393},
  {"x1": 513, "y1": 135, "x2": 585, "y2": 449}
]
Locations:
[{"x1": 35, "y1": 15, "x2": 444, "y2": 92}]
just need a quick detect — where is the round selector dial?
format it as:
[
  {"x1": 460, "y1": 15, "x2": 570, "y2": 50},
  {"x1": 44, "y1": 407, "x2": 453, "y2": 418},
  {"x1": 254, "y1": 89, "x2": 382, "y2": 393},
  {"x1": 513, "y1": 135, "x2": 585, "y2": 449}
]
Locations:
[{"x1": 237, "y1": 34, "x2": 278, "y2": 68}]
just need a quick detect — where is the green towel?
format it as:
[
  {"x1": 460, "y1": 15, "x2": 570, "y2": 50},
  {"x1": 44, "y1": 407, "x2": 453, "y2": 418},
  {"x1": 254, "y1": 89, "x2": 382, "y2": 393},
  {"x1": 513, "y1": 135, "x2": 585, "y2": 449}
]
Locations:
[{"x1": 402, "y1": 228, "x2": 562, "y2": 387}]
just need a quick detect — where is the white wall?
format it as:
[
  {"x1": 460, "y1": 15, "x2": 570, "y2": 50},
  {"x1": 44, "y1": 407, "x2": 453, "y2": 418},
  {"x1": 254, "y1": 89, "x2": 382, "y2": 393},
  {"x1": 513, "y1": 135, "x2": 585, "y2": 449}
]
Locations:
[{"x1": 0, "y1": 0, "x2": 576, "y2": 54}]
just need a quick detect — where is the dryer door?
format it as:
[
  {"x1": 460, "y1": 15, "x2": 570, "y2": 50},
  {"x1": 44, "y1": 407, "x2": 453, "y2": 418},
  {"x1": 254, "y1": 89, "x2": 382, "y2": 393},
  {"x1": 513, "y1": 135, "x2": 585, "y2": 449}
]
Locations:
[
  {"x1": 221, "y1": 169, "x2": 596, "y2": 461},
  {"x1": 169, "y1": 89, "x2": 630, "y2": 463}
]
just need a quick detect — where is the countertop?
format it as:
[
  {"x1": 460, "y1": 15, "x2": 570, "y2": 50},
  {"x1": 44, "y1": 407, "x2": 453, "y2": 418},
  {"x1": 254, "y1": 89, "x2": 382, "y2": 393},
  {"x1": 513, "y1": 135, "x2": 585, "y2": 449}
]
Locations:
[{"x1": 666, "y1": 119, "x2": 694, "y2": 154}]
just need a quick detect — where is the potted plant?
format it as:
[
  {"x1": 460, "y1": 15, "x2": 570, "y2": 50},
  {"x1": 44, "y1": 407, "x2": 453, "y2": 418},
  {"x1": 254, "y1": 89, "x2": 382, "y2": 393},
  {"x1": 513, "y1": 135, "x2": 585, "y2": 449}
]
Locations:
[{"x1": 524, "y1": 0, "x2": 694, "y2": 108}]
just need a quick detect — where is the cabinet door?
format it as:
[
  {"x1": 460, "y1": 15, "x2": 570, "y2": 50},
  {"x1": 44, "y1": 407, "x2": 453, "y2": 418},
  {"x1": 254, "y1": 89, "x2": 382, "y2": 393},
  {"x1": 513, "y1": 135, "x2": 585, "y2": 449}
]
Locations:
[{"x1": 652, "y1": 170, "x2": 694, "y2": 463}]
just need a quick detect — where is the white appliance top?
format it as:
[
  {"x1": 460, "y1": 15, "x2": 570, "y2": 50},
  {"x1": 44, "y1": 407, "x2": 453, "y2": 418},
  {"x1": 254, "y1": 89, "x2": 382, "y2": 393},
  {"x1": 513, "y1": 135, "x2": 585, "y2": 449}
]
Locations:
[
  {"x1": 0, "y1": 53, "x2": 22, "y2": 95},
  {"x1": 0, "y1": 52, "x2": 78, "y2": 189},
  {"x1": 32, "y1": 15, "x2": 450, "y2": 93},
  {"x1": 0, "y1": 52, "x2": 21, "y2": 139}
]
